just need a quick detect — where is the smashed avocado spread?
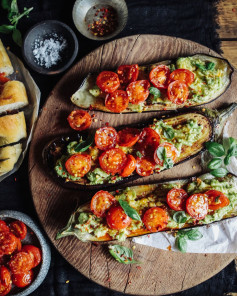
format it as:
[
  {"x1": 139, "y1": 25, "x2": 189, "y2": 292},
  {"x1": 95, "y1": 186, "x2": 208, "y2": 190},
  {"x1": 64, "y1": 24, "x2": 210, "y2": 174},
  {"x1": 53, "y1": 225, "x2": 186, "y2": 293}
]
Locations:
[{"x1": 56, "y1": 175, "x2": 237, "y2": 242}]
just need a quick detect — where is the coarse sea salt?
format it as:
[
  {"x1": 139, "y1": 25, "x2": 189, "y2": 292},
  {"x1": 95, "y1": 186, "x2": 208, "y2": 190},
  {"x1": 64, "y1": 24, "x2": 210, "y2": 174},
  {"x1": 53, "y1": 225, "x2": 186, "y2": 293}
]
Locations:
[{"x1": 32, "y1": 33, "x2": 67, "y2": 69}]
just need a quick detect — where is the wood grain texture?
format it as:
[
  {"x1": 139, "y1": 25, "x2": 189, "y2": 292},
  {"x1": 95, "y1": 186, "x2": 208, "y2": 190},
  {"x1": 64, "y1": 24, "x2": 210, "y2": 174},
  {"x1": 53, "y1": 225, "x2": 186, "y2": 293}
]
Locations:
[
  {"x1": 29, "y1": 35, "x2": 237, "y2": 295},
  {"x1": 221, "y1": 41, "x2": 237, "y2": 68},
  {"x1": 217, "y1": 0, "x2": 237, "y2": 39}
]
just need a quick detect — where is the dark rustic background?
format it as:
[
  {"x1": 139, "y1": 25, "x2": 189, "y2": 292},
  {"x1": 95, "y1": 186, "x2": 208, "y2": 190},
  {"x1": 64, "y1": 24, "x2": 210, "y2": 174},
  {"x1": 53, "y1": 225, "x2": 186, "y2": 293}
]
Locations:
[{"x1": 0, "y1": 0, "x2": 236, "y2": 295}]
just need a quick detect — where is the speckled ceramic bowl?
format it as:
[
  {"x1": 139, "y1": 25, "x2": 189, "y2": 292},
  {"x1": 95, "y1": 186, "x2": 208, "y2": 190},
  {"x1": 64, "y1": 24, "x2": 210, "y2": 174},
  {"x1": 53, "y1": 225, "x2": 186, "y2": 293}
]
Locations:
[{"x1": 0, "y1": 210, "x2": 51, "y2": 296}]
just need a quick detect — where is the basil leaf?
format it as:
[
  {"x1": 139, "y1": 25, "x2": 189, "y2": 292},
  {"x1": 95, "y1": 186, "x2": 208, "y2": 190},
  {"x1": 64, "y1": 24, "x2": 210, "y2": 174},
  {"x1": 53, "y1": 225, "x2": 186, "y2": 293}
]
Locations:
[
  {"x1": 164, "y1": 157, "x2": 174, "y2": 169},
  {"x1": 176, "y1": 236, "x2": 187, "y2": 253},
  {"x1": 12, "y1": 28, "x2": 22, "y2": 47},
  {"x1": 207, "y1": 62, "x2": 215, "y2": 70},
  {"x1": 173, "y1": 211, "x2": 188, "y2": 224},
  {"x1": 156, "y1": 146, "x2": 165, "y2": 161},
  {"x1": 0, "y1": 24, "x2": 14, "y2": 33},
  {"x1": 119, "y1": 199, "x2": 141, "y2": 222},
  {"x1": 185, "y1": 229, "x2": 203, "y2": 241},
  {"x1": 10, "y1": 0, "x2": 18, "y2": 14},
  {"x1": 1, "y1": 0, "x2": 11, "y2": 10},
  {"x1": 224, "y1": 154, "x2": 231, "y2": 166},
  {"x1": 109, "y1": 245, "x2": 141, "y2": 264},
  {"x1": 205, "y1": 141, "x2": 225, "y2": 157},
  {"x1": 149, "y1": 87, "x2": 161, "y2": 99},
  {"x1": 136, "y1": 151, "x2": 143, "y2": 158},
  {"x1": 74, "y1": 131, "x2": 95, "y2": 152},
  {"x1": 210, "y1": 168, "x2": 228, "y2": 178},
  {"x1": 195, "y1": 63, "x2": 206, "y2": 71},
  {"x1": 163, "y1": 127, "x2": 174, "y2": 140},
  {"x1": 207, "y1": 158, "x2": 222, "y2": 170}
]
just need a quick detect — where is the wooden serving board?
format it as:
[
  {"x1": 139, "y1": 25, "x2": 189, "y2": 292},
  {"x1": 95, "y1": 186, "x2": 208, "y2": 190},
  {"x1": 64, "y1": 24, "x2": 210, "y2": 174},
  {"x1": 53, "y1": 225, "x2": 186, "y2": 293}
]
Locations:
[{"x1": 29, "y1": 35, "x2": 237, "y2": 295}]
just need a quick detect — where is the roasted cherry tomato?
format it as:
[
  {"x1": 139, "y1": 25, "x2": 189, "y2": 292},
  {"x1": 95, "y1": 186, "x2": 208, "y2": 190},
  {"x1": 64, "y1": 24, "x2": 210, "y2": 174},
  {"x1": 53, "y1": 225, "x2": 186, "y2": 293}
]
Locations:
[
  {"x1": 96, "y1": 71, "x2": 120, "y2": 93},
  {"x1": 205, "y1": 190, "x2": 230, "y2": 211},
  {"x1": 118, "y1": 128, "x2": 140, "y2": 147},
  {"x1": 136, "y1": 157, "x2": 155, "y2": 177},
  {"x1": 0, "y1": 266, "x2": 11, "y2": 296},
  {"x1": 136, "y1": 127, "x2": 160, "y2": 156},
  {"x1": 12, "y1": 270, "x2": 33, "y2": 288},
  {"x1": 9, "y1": 221, "x2": 27, "y2": 240},
  {"x1": 154, "y1": 142, "x2": 178, "y2": 166},
  {"x1": 167, "y1": 80, "x2": 189, "y2": 105},
  {"x1": 22, "y1": 245, "x2": 42, "y2": 268},
  {"x1": 142, "y1": 207, "x2": 168, "y2": 232},
  {"x1": 67, "y1": 110, "x2": 92, "y2": 131},
  {"x1": 0, "y1": 73, "x2": 10, "y2": 84},
  {"x1": 8, "y1": 251, "x2": 34, "y2": 274},
  {"x1": 95, "y1": 127, "x2": 118, "y2": 150},
  {"x1": 105, "y1": 90, "x2": 129, "y2": 113},
  {"x1": 99, "y1": 148, "x2": 127, "y2": 175},
  {"x1": 117, "y1": 64, "x2": 139, "y2": 87},
  {"x1": 149, "y1": 65, "x2": 170, "y2": 89},
  {"x1": 169, "y1": 69, "x2": 195, "y2": 85},
  {"x1": 167, "y1": 188, "x2": 188, "y2": 211},
  {"x1": 127, "y1": 80, "x2": 150, "y2": 105},
  {"x1": 65, "y1": 153, "x2": 91, "y2": 177},
  {"x1": 106, "y1": 205, "x2": 132, "y2": 230},
  {"x1": 0, "y1": 232, "x2": 19, "y2": 256},
  {"x1": 186, "y1": 193, "x2": 208, "y2": 220},
  {"x1": 90, "y1": 191, "x2": 115, "y2": 217},
  {"x1": 120, "y1": 155, "x2": 136, "y2": 177},
  {"x1": 0, "y1": 221, "x2": 9, "y2": 233}
]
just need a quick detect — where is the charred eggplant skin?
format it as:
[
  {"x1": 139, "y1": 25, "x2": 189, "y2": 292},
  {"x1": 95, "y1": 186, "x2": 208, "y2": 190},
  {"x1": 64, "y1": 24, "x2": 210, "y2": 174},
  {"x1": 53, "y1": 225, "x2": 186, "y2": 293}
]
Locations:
[{"x1": 43, "y1": 109, "x2": 213, "y2": 191}]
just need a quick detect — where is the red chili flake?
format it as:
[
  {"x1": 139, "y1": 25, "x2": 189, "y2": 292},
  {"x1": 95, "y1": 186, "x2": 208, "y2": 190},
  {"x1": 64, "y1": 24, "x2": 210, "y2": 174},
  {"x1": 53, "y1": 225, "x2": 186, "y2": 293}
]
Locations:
[
  {"x1": 128, "y1": 257, "x2": 132, "y2": 261},
  {"x1": 167, "y1": 245, "x2": 171, "y2": 251},
  {"x1": 116, "y1": 190, "x2": 119, "y2": 193},
  {"x1": 136, "y1": 266, "x2": 142, "y2": 270},
  {"x1": 147, "y1": 235, "x2": 150, "y2": 238},
  {"x1": 89, "y1": 105, "x2": 94, "y2": 110},
  {"x1": 107, "y1": 277, "x2": 111, "y2": 282},
  {"x1": 163, "y1": 107, "x2": 167, "y2": 111},
  {"x1": 14, "y1": 178, "x2": 17, "y2": 182},
  {"x1": 128, "y1": 281, "x2": 132, "y2": 285},
  {"x1": 232, "y1": 8, "x2": 236, "y2": 12},
  {"x1": 105, "y1": 122, "x2": 109, "y2": 126}
]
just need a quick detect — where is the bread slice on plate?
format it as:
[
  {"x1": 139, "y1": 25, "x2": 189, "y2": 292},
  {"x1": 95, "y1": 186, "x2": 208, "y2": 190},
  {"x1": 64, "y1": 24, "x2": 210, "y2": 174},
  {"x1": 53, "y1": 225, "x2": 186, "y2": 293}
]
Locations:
[
  {"x1": 0, "y1": 39, "x2": 13, "y2": 76},
  {"x1": 0, "y1": 112, "x2": 27, "y2": 147},
  {"x1": 0, "y1": 81, "x2": 29, "y2": 114},
  {"x1": 0, "y1": 143, "x2": 22, "y2": 176}
]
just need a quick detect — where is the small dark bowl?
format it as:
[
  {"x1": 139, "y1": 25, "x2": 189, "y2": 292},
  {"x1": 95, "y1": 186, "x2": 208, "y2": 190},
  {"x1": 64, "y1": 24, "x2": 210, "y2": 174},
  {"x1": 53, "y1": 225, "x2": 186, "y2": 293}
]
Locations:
[
  {"x1": 22, "y1": 20, "x2": 79, "y2": 75},
  {"x1": 0, "y1": 210, "x2": 51, "y2": 296}
]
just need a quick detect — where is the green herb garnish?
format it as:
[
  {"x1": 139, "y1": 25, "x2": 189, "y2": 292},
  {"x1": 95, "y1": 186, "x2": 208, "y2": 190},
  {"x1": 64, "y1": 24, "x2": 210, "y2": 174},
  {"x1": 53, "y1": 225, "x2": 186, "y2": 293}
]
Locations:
[
  {"x1": 136, "y1": 151, "x2": 143, "y2": 158},
  {"x1": 176, "y1": 228, "x2": 203, "y2": 253},
  {"x1": 118, "y1": 199, "x2": 141, "y2": 222},
  {"x1": 108, "y1": 245, "x2": 141, "y2": 264},
  {"x1": 74, "y1": 131, "x2": 95, "y2": 152},
  {"x1": 173, "y1": 211, "x2": 188, "y2": 224},
  {"x1": 156, "y1": 146, "x2": 174, "y2": 169},
  {"x1": 149, "y1": 87, "x2": 161, "y2": 99}
]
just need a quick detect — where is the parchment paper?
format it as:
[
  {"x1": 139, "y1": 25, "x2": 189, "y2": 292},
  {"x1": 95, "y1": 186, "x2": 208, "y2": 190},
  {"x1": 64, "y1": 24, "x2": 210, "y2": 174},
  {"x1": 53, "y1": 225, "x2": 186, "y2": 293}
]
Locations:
[{"x1": 0, "y1": 51, "x2": 41, "y2": 182}]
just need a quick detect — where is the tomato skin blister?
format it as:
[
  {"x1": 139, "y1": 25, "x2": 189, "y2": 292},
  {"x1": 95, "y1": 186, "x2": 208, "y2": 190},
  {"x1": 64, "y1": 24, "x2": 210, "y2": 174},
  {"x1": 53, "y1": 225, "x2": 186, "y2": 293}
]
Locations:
[
  {"x1": 95, "y1": 127, "x2": 118, "y2": 150},
  {"x1": 8, "y1": 251, "x2": 34, "y2": 274},
  {"x1": 106, "y1": 205, "x2": 131, "y2": 230},
  {"x1": 90, "y1": 191, "x2": 115, "y2": 218},
  {"x1": 186, "y1": 193, "x2": 209, "y2": 220},
  {"x1": 0, "y1": 232, "x2": 19, "y2": 256}
]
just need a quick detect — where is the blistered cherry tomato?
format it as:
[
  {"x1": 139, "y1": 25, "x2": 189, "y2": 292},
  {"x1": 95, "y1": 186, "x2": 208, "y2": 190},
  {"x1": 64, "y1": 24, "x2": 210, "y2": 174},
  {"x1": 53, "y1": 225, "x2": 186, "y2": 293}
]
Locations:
[
  {"x1": 90, "y1": 191, "x2": 115, "y2": 217},
  {"x1": 8, "y1": 251, "x2": 34, "y2": 274},
  {"x1": 106, "y1": 205, "x2": 131, "y2": 230},
  {"x1": 169, "y1": 69, "x2": 195, "y2": 85},
  {"x1": 127, "y1": 80, "x2": 150, "y2": 105},
  {"x1": 117, "y1": 64, "x2": 139, "y2": 87},
  {"x1": 12, "y1": 269, "x2": 33, "y2": 288},
  {"x1": 142, "y1": 207, "x2": 168, "y2": 232},
  {"x1": 9, "y1": 221, "x2": 27, "y2": 240},
  {"x1": 186, "y1": 193, "x2": 208, "y2": 220},
  {"x1": 136, "y1": 127, "x2": 160, "y2": 156},
  {"x1": 99, "y1": 148, "x2": 127, "y2": 175},
  {"x1": 120, "y1": 155, "x2": 136, "y2": 177},
  {"x1": 22, "y1": 245, "x2": 41, "y2": 268},
  {"x1": 0, "y1": 232, "x2": 18, "y2": 256},
  {"x1": 136, "y1": 157, "x2": 155, "y2": 177},
  {"x1": 167, "y1": 80, "x2": 189, "y2": 105},
  {"x1": 154, "y1": 142, "x2": 178, "y2": 166},
  {"x1": 0, "y1": 266, "x2": 11, "y2": 296},
  {"x1": 0, "y1": 221, "x2": 9, "y2": 233},
  {"x1": 96, "y1": 71, "x2": 120, "y2": 93},
  {"x1": 205, "y1": 190, "x2": 230, "y2": 211},
  {"x1": 67, "y1": 110, "x2": 92, "y2": 131},
  {"x1": 118, "y1": 128, "x2": 140, "y2": 147},
  {"x1": 95, "y1": 127, "x2": 118, "y2": 150},
  {"x1": 65, "y1": 154, "x2": 91, "y2": 177},
  {"x1": 149, "y1": 65, "x2": 170, "y2": 89},
  {"x1": 105, "y1": 90, "x2": 129, "y2": 113},
  {"x1": 167, "y1": 188, "x2": 188, "y2": 211}
]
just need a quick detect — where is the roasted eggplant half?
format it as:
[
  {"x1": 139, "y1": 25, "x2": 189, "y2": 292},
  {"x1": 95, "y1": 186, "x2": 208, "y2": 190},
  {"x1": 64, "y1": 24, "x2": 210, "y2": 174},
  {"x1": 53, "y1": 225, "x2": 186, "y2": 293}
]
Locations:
[
  {"x1": 56, "y1": 173, "x2": 237, "y2": 242},
  {"x1": 71, "y1": 54, "x2": 233, "y2": 113},
  {"x1": 43, "y1": 108, "x2": 216, "y2": 190}
]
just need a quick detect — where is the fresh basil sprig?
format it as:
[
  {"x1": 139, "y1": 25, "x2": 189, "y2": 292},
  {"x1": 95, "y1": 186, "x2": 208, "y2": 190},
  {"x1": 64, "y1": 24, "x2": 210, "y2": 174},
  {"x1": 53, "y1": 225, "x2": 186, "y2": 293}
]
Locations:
[
  {"x1": 74, "y1": 131, "x2": 95, "y2": 152},
  {"x1": 136, "y1": 151, "x2": 143, "y2": 158},
  {"x1": 108, "y1": 245, "x2": 141, "y2": 264},
  {"x1": 176, "y1": 228, "x2": 203, "y2": 253},
  {"x1": 163, "y1": 127, "x2": 174, "y2": 140},
  {"x1": 149, "y1": 87, "x2": 161, "y2": 100},
  {"x1": 205, "y1": 138, "x2": 237, "y2": 177},
  {"x1": 195, "y1": 62, "x2": 215, "y2": 71},
  {"x1": 156, "y1": 146, "x2": 174, "y2": 169},
  {"x1": 0, "y1": 0, "x2": 33, "y2": 46},
  {"x1": 119, "y1": 199, "x2": 141, "y2": 222},
  {"x1": 173, "y1": 211, "x2": 188, "y2": 224}
]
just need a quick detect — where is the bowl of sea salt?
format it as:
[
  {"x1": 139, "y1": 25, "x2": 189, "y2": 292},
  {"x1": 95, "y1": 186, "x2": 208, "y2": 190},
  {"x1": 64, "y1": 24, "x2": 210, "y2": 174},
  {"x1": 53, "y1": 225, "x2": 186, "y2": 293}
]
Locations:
[{"x1": 22, "y1": 20, "x2": 78, "y2": 75}]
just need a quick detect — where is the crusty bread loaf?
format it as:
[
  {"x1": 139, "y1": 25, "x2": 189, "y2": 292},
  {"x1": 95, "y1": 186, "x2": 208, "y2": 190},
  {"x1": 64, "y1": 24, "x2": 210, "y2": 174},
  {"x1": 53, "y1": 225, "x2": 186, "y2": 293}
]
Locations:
[
  {"x1": 0, "y1": 143, "x2": 22, "y2": 176},
  {"x1": 0, "y1": 80, "x2": 29, "y2": 114},
  {"x1": 0, "y1": 40, "x2": 13, "y2": 76},
  {"x1": 0, "y1": 112, "x2": 27, "y2": 147}
]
